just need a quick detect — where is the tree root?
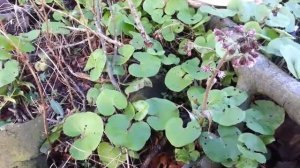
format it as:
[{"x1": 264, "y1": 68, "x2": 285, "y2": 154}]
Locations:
[
  {"x1": 208, "y1": 17, "x2": 300, "y2": 125},
  {"x1": 236, "y1": 55, "x2": 300, "y2": 125}
]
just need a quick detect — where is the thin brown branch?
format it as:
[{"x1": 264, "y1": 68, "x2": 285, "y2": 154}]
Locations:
[
  {"x1": 126, "y1": 0, "x2": 153, "y2": 48},
  {"x1": 43, "y1": 3, "x2": 123, "y2": 47},
  {"x1": 0, "y1": 28, "x2": 49, "y2": 135},
  {"x1": 94, "y1": 0, "x2": 121, "y2": 91}
]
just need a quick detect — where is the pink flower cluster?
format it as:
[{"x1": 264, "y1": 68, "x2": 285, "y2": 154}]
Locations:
[{"x1": 214, "y1": 26, "x2": 260, "y2": 68}]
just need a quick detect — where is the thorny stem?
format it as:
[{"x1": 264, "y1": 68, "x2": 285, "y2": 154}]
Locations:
[
  {"x1": 126, "y1": 0, "x2": 153, "y2": 48},
  {"x1": 201, "y1": 53, "x2": 228, "y2": 131},
  {"x1": 94, "y1": 0, "x2": 120, "y2": 91}
]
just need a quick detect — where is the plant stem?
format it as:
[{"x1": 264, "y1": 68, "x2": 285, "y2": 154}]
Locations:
[
  {"x1": 201, "y1": 53, "x2": 228, "y2": 131},
  {"x1": 126, "y1": 0, "x2": 153, "y2": 48},
  {"x1": 94, "y1": 0, "x2": 120, "y2": 91}
]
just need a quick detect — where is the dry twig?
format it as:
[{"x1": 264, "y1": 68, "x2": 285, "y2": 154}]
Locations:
[{"x1": 126, "y1": 0, "x2": 153, "y2": 48}]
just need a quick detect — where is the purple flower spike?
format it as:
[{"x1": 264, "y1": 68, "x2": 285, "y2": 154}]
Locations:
[{"x1": 213, "y1": 26, "x2": 260, "y2": 68}]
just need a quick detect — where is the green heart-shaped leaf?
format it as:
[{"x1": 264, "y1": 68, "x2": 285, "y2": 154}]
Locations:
[
  {"x1": 143, "y1": 0, "x2": 166, "y2": 24},
  {"x1": 187, "y1": 86, "x2": 205, "y2": 109},
  {"x1": 42, "y1": 21, "x2": 70, "y2": 35},
  {"x1": 165, "y1": 66, "x2": 193, "y2": 92},
  {"x1": 0, "y1": 50, "x2": 12, "y2": 60},
  {"x1": 133, "y1": 100, "x2": 149, "y2": 121},
  {"x1": 146, "y1": 98, "x2": 179, "y2": 131},
  {"x1": 164, "y1": 0, "x2": 188, "y2": 15},
  {"x1": 129, "y1": 52, "x2": 161, "y2": 77},
  {"x1": 84, "y1": 49, "x2": 107, "y2": 81},
  {"x1": 245, "y1": 100, "x2": 285, "y2": 135},
  {"x1": 115, "y1": 44, "x2": 135, "y2": 65},
  {"x1": 105, "y1": 114, "x2": 151, "y2": 151},
  {"x1": 211, "y1": 106, "x2": 246, "y2": 126},
  {"x1": 86, "y1": 86, "x2": 101, "y2": 105},
  {"x1": 63, "y1": 112, "x2": 104, "y2": 160},
  {"x1": 161, "y1": 19, "x2": 184, "y2": 41},
  {"x1": 280, "y1": 45, "x2": 300, "y2": 79},
  {"x1": 194, "y1": 33, "x2": 216, "y2": 52},
  {"x1": 238, "y1": 133, "x2": 267, "y2": 163},
  {"x1": 8, "y1": 35, "x2": 35, "y2": 53},
  {"x1": 235, "y1": 156, "x2": 259, "y2": 168},
  {"x1": 200, "y1": 5, "x2": 236, "y2": 18},
  {"x1": 160, "y1": 54, "x2": 180, "y2": 65},
  {"x1": 97, "y1": 142, "x2": 126, "y2": 168},
  {"x1": 130, "y1": 32, "x2": 145, "y2": 49},
  {"x1": 19, "y1": 30, "x2": 41, "y2": 41},
  {"x1": 266, "y1": 12, "x2": 290, "y2": 28},
  {"x1": 0, "y1": 60, "x2": 19, "y2": 87},
  {"x1": 181, "y1": 58, "x2": 211, "y2": 80},
  {"x1": 198, "y1": 87, "x2": 247, "y2": 126},
  {"x1": 177, "y1": 8, "x2": 203, "y2": 24},
  {"x1": 96, "y1": 89, "x2": 128, "y2": 116},
  {"x1": 199, "y1": 126, "x2": 241, "y2": 163},
  {"x1": 165, "y1": 118, "x2": 201, "y2": 147}
]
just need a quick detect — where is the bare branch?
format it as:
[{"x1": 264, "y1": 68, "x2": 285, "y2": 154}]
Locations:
[
  {"x1": 126, "y1": 0, "x2": 153, "y2": 48},
  {"x1": 94, "y1": 0, "x2": 121, "y2": 91},
  {"x1": 44, "y1": 3, "x2": 123, "y2": 47}
]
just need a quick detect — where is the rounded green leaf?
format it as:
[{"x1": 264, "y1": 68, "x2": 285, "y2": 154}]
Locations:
[
  {"x1": 200, "y1": 5, "x2": 236, "y2": 18},
  {"x1": 161, "y1": 54, "x2": 180, "y2": 65},
  {"x1": 165, "y1": 118, "x2": 201, "y2": 147},
  {"x1": 199, "y1": 126, "x2": 241, "y2": 163},
  {"x1": 0, "y1": 50, "x2": 12, "y2": 60},
  {"x1": 143, "y1": 0, "x2": 166, "y2": 24},
  {"x1": 0, "y1": 60, "x2": 19, "y2": 87},
  {"x1": 97, "y1": 142, "x2": 126, "y2": 168},
  {"x1": 124, "y1": 103, "x2": 136, "y2": 120},
  {"x1": 63, "y1": 112, "x2": 104, "y2": 160},
  {"x1": 161, "y1": 19, "x2": 184, "y2": 41},
  {"x1": 181, "y1": 58, "x2": 210, "y2": 80},
  {"x1": 280, "y1": 45, "x2": 300, "y2": 79},
  {"x1": 115, "y1": 44, "x2": 135, "y2": 65},
  {"x1": 165, "y1": 66, "x2": 193, "y2": 92},
  {"x1": 211, "y1": 106, "x2": 246, "y2": 126},
  {"x1": 96, "y1": 89, "x2": 128, "y2": 116},
  {"x1": 223, "y1": 86, "x2": 248, "y2": 106},
  {"x1": 187, "y1": 86, "x2": 205, "y2": 108},
  {"x1": 164, "y1": 0, "x2": 188, "y2": 15},
  {"x1": 19, "y1": 30, "x2": 41, "y2": 41},
  {"x1": 238, "y1": 133, "x2": 267, "y2": 163},
  {"x1": 133, "y1": 100, "x2": 149, "y2": 121},
  {"x1": 9, "y1": 35, "x2": 35, "y2": 53},
  {"x1": 130, "y1": 32, "x2": 145, "y2": 49},
  {"x1": 245, "y1": 100, "x2": 285, "y2": 135},
  {"x1": 177, "y1": 8, "x2": 203, "y2": 24},
  {"x1": 84, "y1": 49, "x2": 107, "y2": 81},
  {"x1": 42, "y1": 21, "x2": 70, "y2": 35},
  {"x1": 235, "y1": 156, "x2": 259, "y2": 168},
  {"x1": 239, "y1": 133, "x2": 267, "y2": 153},
  {"x1": 266, "y1": 12, "x2": 290, "y2": 28},
  {"x1": 86, "y1": 87, "x2": 101, "y2": 105},
  {"x1": 129, "y1": 52, "x2": 161, "y2": 77},
  {"x1": 146, "y1": 98, "x2": 179, "y2": 130},
  {"x1": 105, "y1": 114, "x2": 151, "y2": 151}
]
